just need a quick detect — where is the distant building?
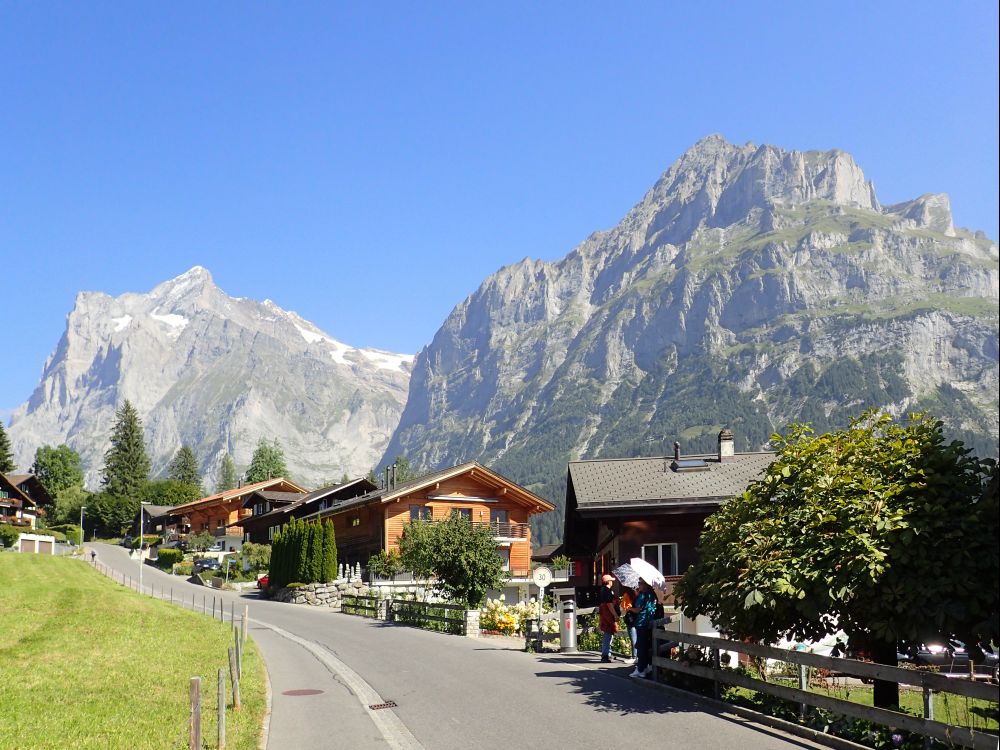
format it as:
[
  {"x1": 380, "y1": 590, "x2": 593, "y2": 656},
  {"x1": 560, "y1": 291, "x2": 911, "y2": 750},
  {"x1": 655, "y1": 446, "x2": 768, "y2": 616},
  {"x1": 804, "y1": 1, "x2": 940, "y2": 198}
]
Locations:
[
  {"x1": 1, "y1": 473, "x2": 49, "y2": 530},
  {"x1": 561, "y1": 429, "x2": 775, "y2": 601}
]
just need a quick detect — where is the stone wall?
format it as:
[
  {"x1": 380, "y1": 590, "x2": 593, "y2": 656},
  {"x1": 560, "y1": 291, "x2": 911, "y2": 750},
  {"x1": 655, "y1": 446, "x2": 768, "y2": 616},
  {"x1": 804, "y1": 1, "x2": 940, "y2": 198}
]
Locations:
[{"x1": 271, "y1": 576, "x2": 372, "y2": 610}]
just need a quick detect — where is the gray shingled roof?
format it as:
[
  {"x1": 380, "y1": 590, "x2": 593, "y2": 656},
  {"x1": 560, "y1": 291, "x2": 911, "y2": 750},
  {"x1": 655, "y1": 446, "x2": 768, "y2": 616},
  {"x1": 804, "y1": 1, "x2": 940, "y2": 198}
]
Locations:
[{"x1": 569, "y1": 452, "x2": 775, "y2": 511}]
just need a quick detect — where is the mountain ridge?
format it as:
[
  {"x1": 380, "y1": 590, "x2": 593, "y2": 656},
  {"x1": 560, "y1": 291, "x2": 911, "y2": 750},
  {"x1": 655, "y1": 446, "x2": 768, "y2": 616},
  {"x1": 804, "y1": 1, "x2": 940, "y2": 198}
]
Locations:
[
  {"x1": 381, "y1": 135, "x2": 999, "y2": 544},
  {"x1": 9, "y1": 266, "x2": 413, "y2": 490}
]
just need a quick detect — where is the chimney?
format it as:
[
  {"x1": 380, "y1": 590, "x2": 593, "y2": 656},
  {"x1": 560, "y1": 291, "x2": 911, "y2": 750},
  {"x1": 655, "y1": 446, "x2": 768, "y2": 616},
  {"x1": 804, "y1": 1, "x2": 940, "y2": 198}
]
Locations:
[
  {"x1": 390, "y1": 464, "x2": 396, "y2": 489},
  {"x1": 673, "y1": 441, "x2": 681, "y2": 461},
  {"x1": 718, "y1": 428, "x2": 735, "y2": 461}
]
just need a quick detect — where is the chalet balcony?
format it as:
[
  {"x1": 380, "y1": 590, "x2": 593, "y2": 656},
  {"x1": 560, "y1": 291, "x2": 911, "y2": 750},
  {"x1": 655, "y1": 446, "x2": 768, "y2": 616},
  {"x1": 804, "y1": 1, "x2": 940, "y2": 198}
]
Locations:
[{"x1": 416, "y1": 519, "x2": 530, "y2": 541}]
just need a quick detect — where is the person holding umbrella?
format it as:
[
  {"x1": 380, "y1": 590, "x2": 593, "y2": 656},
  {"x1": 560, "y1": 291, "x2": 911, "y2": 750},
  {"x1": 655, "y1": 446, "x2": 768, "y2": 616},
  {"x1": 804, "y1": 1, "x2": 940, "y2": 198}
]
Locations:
[
  {"x1": 628, "y1": 578, "x2": 659, "y2": 678},
  {"x1": 597, "y1": 573, "x2": 620, "y2": 663}
]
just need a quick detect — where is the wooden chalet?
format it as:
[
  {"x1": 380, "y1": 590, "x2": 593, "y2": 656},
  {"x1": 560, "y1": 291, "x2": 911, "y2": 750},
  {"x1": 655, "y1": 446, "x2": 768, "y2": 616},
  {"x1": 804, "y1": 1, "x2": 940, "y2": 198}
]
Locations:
[
  {"x1": 1, "y1": 473, "x2": 48, "y2": 529},
  {"x1": 313, "y1": 461, "x2": 554, "y2": 578},
  {"x1": 234, "y1": 478, "x2": 376, "y2": 544},
  {"x1": 561, "y1": 429, "x2": 774, "y2": 601},
  {"x1": 162, "y1": 478, "x2": 308, "y2": 544}
]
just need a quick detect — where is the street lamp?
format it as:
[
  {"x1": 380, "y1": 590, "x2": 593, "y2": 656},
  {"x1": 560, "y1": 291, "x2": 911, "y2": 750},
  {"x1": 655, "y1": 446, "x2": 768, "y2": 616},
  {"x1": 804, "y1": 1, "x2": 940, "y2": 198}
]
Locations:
[
  {"x1": 79, "y1": 505, "x2": 87, "y2": 553},
  {"x1": 138, "y1": 501, "x2": 151, "y2": 595}
]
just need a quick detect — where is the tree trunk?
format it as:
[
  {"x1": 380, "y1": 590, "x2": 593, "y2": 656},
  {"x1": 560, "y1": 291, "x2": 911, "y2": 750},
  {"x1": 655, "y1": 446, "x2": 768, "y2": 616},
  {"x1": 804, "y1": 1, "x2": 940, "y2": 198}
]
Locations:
[{"x1": 870, "y1": 639, "x2": 899, "y2": 709}]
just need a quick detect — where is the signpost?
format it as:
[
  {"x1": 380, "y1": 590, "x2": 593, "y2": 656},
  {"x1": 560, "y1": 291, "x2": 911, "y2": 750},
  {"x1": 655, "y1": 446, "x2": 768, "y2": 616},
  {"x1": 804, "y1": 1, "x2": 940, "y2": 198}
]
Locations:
[{"x1": 532, "y1": 566, "x2": 552, "y2": 651}]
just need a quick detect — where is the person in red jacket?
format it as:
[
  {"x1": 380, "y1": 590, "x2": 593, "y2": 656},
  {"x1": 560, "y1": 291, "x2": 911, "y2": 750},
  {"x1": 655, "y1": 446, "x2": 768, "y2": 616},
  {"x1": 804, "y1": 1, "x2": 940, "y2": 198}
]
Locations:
[{"x1": 598, "y1": 573, "x2": 620, "y2": 663}]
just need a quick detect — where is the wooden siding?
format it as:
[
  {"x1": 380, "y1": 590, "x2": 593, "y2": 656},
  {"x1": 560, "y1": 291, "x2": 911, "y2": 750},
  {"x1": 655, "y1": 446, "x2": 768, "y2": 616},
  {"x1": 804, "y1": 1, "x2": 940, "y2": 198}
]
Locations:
[
  {"x1": 599, "y1": 512, "x2": 712, "y2": 575},
  {"x1": 328, "y1": 471, "x2": 537, "y2": 569}
]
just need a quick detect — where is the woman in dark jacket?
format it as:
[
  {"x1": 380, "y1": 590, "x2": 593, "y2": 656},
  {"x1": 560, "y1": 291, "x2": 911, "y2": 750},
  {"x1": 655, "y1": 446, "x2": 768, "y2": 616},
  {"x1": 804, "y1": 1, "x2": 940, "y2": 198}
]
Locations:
[{"x1": 628, "y1": 579, "x2": 658, "y2": 678}]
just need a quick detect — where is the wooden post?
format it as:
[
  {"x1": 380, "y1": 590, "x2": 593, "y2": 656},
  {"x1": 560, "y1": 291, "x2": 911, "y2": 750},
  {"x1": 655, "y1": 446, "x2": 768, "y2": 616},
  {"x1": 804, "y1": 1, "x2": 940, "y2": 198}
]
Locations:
[
  {"x1": 711, "y1": 648, "x2": 721, "y2": 699},
  {"x1": 170, "y1": 587, "x2": 173, "y2": 604},
  {"x1": 189, "y1": 676, "x2": 201, "y2": 750},
  {"x1": 218, "y1": 668, "x2": 227, "y2": 750},
  {"x1": 922, "y1": 686, "x2": 934, "y2": 750},
  {"x1": 242, "y1": 605, "x2": 249, "y2": 644},
  {"x1": 234, "y1": 626, "x2": 243, "y2": 679},
  {"x1": 228, "y1": 647, "x2": 241, "y2": 711},
  {"x1": 798, "y1": 663, "x2": 808, "y2": 719},
  {"x1": 203, "y1": 594, "x2": 206, "y2": 614},
  {"x1": 212, "y1": 597, "x2": 216, "y2": 619},
  {"x1": 192, "y1": 592, "x2": 196, "y2": 610},
  {"x1": 230, "y1": 600, "x2": 235, "y2": 624}
]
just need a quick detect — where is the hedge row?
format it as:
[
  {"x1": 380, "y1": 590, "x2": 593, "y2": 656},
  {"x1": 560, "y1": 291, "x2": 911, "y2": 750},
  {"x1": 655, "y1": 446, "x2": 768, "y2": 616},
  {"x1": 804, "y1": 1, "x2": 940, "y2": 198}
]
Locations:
[
  {"x1": 268, "y1": 518, "x2": 337, "y2": 589},
  {"x1": 155, "y1": 548, "x2": 183, "y2": 568}
]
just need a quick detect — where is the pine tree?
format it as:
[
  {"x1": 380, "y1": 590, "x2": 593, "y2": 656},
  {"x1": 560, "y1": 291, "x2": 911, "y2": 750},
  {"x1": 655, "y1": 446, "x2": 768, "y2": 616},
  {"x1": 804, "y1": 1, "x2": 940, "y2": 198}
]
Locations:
[
  {"x1": 218, "y1": 454, "x2": 237, "y2": 492},
  {"x1": 246, "y1": 438, "x2": 288, "y2": 483},
  {"x1": 0, "y1": 421, "x2": 15, "y2": 474},
  {"x1": 322, "y1": 521, "x2": 338, "y2": 582},
  {"x1": 168, "y1": 445, "x2": 202, "y2": 492},
  {"x1": 101, "y1": 400, "x2": 150, "y2": 500}
]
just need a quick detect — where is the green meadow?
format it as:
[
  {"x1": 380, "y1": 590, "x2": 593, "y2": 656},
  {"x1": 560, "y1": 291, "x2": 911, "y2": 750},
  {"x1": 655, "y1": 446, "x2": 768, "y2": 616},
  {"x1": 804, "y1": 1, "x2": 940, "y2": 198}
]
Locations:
[{"x1": 0, "y1": 552, "x2": 265, "y2": 749}]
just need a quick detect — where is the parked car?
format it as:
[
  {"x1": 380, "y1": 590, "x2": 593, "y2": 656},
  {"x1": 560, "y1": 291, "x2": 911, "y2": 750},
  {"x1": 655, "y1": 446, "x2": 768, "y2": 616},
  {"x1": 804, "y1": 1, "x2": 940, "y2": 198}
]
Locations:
[
  {"x1": 207, "y1": 542, "x2": 224, "y2": 552},
  {"x1": 193, "y1": 558, "x2": 222, "y2": 574},
  {"x1": 898, "y1": 642, "x2": 999, "y2": 676},
  {"x1": 256, "y1": 573, "x2": 269, "y2": 589}
]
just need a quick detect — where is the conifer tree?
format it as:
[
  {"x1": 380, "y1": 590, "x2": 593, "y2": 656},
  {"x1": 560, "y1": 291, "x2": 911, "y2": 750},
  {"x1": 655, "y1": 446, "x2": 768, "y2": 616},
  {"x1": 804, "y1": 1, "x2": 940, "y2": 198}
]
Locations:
[
  {"x1": 246, "y1": 438, "x2": 288, "y2": 483},
  {"x1": 101, "y1": 400, "x2": 150, "y2": 500},
  {"x1": 0, "y1": 421, "x2": 15, "y2": 474},
  {"x1": 307, "y1": 522, "x2": 325, "y2": 582},
  {"x1": 168, "y1": 445, "x2": 202, "y2": 492},
  {"x1": 218, "y1": 454, "x2": 237, "y2": 492},
  {"x1": 322, "y1": 521, "x2": 338, "y2": 582}
]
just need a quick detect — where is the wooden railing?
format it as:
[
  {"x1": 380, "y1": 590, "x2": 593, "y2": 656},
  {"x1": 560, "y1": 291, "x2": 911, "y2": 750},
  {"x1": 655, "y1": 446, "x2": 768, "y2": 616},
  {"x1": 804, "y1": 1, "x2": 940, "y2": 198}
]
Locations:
[
  {"x1": 651, "y1": 629, "x2": 999, "y2": 750},
  {"x1": 390, "y1": 599, "x2": 466, "y2": 635},
  {"x1": 342, "y1": 593, "x2": 380, "y2": 618}
]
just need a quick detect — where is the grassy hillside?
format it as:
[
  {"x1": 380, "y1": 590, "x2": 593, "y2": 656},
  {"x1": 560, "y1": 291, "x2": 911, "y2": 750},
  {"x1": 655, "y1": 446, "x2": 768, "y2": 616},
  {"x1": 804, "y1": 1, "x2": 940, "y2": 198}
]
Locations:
[{"x1": 0, "y1": 552, "x2": 265, "y2": 750}]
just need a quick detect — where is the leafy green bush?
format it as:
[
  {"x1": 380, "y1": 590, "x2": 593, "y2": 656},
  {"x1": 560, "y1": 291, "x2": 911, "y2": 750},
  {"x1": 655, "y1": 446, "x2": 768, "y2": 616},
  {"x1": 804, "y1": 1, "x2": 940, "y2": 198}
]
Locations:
[
  {"x1": 156, "y1": 548, "x2": 183, "y2": 569},
  {"x1": 268, "y1": 519, "x2": 337, "y2": 588},
  {"x1": 0, "y1": 525, "x2": 21, "y2": 548},
  {"x1": 47, "y1": 524, "x2": 81, "y2": 545},
  {"x1": 173, "y1": 561, "x2": 193, "y2": 576}
]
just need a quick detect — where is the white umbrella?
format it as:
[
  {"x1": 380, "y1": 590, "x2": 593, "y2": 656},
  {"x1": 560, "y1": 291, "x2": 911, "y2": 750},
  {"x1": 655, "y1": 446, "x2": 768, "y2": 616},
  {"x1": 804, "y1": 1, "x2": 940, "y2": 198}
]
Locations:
[{"x1": 629, "y1": 557, "x2": 668, "y2": 603}]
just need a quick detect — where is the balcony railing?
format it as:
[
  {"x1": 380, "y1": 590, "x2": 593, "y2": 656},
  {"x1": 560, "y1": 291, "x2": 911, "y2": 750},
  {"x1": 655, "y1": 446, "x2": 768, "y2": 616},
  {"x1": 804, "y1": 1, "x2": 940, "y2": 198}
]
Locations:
[{"x1": 414, "y1": 519, "x2": 530, "y2": 539}]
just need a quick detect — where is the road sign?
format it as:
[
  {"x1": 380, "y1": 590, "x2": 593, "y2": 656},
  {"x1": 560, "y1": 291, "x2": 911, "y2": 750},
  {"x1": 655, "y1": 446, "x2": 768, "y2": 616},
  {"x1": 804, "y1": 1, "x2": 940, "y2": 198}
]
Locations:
[{"x1": 532, "y1": 566, "x2": 552, "y2": 588}]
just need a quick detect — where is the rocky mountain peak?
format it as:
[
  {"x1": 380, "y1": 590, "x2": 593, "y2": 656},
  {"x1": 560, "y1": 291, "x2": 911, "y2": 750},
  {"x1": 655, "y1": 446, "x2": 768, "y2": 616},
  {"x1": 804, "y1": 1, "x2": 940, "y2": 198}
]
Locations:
[{"x1": 9, "y1": 268, "x2": 412, "y2": 489}]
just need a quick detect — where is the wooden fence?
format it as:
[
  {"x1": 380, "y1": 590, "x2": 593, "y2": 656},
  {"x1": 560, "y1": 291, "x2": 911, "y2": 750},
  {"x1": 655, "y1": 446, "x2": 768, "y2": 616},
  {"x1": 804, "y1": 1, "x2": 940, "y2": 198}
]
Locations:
[
  {"x1": 341, "y1": 593, "x2": 380, "y2": 618},
  {"x1": 390, "y1": 599, "x2": 466, "y2": 636},
  {"x1": 652, "y1": 629, "x2": 999, "y2": 750}
]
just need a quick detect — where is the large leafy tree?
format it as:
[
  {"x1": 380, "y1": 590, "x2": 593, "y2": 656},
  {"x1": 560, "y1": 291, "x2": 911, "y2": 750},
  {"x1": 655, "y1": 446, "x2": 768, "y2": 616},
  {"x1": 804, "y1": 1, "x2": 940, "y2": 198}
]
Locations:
[
  {"x1": 32, "y1": 444, "x2": 85, "y2": 499},
  {"x1": 53, "y1": 485, "x2": 91, "y2": 526},
  {"x1": 676, "y1": 412, "x2": 998, "y2": 709},
  {"x1": 245, "y1": 438, "x2": 288, "y2": 483},
  {"x1": 0, "y1": 422, "x2": 15, "y2": 473},
  {"x1": 217, "y1": 454, "x2": 237, "y2": 492},
  {"x1": 398, "y1": 514, "x2": 505, "y2": 607},
  {"x1": 101, "y1": 400, "x2": 150, "y2": 501},
  {"x1": 141, "y1": 479, "x2": 202, "y2": 507},
  {"x1": 167, "y1": 445, "x2": 202, "y2": 493}
]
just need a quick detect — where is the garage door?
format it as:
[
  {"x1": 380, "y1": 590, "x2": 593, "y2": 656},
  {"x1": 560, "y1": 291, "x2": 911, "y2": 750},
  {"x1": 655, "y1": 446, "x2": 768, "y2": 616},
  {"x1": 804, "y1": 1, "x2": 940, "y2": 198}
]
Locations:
[{"x1": 38, "y1": 540, "x2": 54, "y2": 554}]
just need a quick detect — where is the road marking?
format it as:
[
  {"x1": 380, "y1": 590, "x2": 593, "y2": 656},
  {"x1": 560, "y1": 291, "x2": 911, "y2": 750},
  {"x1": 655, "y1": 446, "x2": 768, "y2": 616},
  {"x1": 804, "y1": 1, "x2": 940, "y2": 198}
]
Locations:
[{"x1": 252, "y1": 619, "x2": 424, "y2": 750}]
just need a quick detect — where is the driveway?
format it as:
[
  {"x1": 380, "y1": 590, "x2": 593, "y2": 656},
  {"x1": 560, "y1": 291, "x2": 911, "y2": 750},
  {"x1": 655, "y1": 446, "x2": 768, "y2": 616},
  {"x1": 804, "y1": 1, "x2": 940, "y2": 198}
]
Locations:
[{"x1": 90, "y1": 543, "x2": 828, "y2": 750}]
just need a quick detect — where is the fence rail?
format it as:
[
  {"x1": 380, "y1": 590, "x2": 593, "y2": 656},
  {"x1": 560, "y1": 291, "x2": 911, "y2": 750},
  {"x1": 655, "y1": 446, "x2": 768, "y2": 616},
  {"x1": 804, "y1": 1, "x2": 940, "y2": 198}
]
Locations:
[
  {"x1": 342, "y1": 593, "x2": 380, "y2": 618},
  {"x1": 390, "y1": 599, "x2": 465, "y2": 636},
  {"x1": 652, "y1": 629, "x2": 999, "y2": 750}
]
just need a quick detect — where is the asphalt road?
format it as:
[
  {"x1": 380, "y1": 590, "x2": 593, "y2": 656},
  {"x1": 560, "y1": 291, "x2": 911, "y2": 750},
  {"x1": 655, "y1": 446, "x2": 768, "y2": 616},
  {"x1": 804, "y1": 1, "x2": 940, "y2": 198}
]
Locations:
[{"x1": 90, "y1": 543, "x2": 827, "y2": 750}]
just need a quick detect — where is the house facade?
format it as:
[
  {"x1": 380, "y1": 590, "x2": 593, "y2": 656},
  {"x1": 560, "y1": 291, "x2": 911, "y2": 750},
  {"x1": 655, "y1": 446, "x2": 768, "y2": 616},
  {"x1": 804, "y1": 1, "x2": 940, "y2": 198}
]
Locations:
[
  {"x1": 314, "y1": 461, "x2": 554, "y2": 579},
  {"x1": 1, "y1": 473, "x2": 47, "y2": 529},
  {"x1": 162, "y1": 478, "x2": 308, "y2": 545},
  {"x1": 235, "y1": 478, "x2": 376, "y2": 544},
  {"x1": 561, "y1": 429, "x2": 775, "y2": 600}
]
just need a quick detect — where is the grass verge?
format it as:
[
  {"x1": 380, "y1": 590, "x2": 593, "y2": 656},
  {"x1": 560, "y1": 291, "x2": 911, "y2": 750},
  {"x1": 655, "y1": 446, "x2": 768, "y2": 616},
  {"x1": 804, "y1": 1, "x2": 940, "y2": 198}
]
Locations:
[{"x1": 0, "y1": 552, "x2": 265, "y2": 749}]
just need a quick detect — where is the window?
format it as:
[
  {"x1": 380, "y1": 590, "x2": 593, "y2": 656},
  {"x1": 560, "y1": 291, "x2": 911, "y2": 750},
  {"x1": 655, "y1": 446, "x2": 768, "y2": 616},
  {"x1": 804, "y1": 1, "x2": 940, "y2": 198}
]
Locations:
[
  {"x1": 490, "y1": 509, "x2": 509, "y2": 525},
  {"x1": 497, "y1": 547, "x2": 511, "y2": 571},
  {"x1": 641, "y1": 543, "x2": 678, "y2": 576},
  {"x1": 410, "y1": 505, "x2": 431, "y2": 521},
  {"x1": 452, "y1": 508, "x2": 472, "y2": 522},
  {"x1": 351, "y1": 517, "x2": 360, "y2": 527},
  {"x1": 217, "y1": 519, "x2": 224, "y2": 528}
]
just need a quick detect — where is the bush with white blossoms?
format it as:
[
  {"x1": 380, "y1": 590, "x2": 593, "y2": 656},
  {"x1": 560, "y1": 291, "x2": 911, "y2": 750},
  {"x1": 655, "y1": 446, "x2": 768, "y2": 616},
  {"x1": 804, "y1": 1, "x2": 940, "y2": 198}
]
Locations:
[{"x1": 480, "y1": 597, "x2": 558, "y2": 636}]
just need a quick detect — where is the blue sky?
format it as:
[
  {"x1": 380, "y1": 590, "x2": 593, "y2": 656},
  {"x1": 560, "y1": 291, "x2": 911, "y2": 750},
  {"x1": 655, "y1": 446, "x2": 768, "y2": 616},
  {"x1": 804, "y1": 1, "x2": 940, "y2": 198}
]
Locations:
[{"x1": 1, "y1": 2, "x2": 997, "y2": 418}]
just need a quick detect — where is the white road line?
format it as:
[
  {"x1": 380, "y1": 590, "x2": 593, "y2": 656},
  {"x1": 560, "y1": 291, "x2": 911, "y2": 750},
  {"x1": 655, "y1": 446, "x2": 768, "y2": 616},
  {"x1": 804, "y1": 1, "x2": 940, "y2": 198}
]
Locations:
[{"x1": 252, "y1": 619, "x2": 424, "y2": 750}]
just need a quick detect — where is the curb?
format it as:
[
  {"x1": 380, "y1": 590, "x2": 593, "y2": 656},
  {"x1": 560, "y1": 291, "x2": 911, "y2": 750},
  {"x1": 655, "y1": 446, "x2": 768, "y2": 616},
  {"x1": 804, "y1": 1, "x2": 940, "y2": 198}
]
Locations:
[{"x1": 258, "y1": 654, "x2": 272, "y2": 750}]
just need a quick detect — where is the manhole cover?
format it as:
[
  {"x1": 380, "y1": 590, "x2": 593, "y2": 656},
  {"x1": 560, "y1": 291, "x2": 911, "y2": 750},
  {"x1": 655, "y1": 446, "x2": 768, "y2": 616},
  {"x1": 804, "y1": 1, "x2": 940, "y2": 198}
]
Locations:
[
  {"x1": 369, "y1": 701, "x2": 397, "y2": 710},
  {"x1": 282, "y1": 689, "x2": 324, "y2": 696}
]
